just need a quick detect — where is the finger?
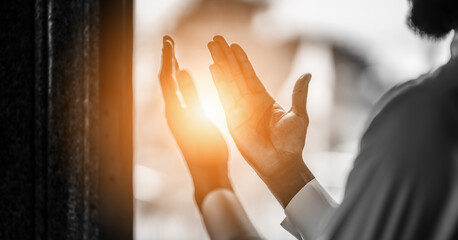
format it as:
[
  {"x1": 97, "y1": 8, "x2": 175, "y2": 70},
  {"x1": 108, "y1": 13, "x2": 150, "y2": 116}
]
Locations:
[
  {"x1": 160, "y1": 39, "x2": 173, "y2": 77},
  {"x1": 163, "y1": 35, "x2": 174, "y2": 45},
  {"x1": 291, "y1": 74, "x2": 312, "y2": 119},
  {"x1": 208, "y1": 42, "x2": 241, "y2": 99},
  {"x1": 159, "y1": 40, "x2": 180, "y2": 112},
  {"x1": 208, "y1": 41, "x2": 233, "y2": 78},
  {"x1": 176, "y1": 70, "x2": 200, "y2": 109},
  {"x1": 163, "y1": 35, "x2": 180, "y2": 72},
  {"x1": 210, "y1": 64, "x2": 237, "y2": 111},
  {"x1": 213, "y1": 36, "x2": 249, "y2": 94},
  {"x1": 230, "y1": 43, "x2": 265, "y2": 93}
]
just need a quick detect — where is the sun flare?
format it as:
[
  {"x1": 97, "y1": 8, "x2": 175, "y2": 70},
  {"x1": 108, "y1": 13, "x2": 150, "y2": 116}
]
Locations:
[{"x1": 201, "y1": 96, "x2": 226, "y2": 128}]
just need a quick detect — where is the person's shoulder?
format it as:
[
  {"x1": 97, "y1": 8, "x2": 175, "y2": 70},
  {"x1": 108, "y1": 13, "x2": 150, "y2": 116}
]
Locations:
[
  {"x1": 367, "y1": 73, "x2": 431, "y2": 122},
  {"x1": 361, "y1": 60, "x2": 458, "y2": 145},
  {"x1": 363, "y1": 71, "x2": 456, "y2": 143},
  {"x1": 356, "y1": 64, "x2": 458, "y2": 166},
  {"x1": 388, "y1": 80, "x2": 436, "y2": 113},
  {"x1": 378, "y1": 62, "x2": 458, "y2": 124},
  {"x1": 398, "y1": 61, "x2": 458, "y2": 120},
  {"x1": 372, "y1": 80, "x2": 434, "y2": 126},
  {"x1": 427, "y1": 59, "x2": 458, "y2": 113}
]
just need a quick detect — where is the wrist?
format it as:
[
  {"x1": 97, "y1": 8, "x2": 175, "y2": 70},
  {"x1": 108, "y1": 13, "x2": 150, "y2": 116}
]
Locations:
[
  {"x1": 187, "y1": 163, "x2": 232, "y2": 209},
  {"x1": 262, "y1": 155, "x2": 314, "y2": 208}
]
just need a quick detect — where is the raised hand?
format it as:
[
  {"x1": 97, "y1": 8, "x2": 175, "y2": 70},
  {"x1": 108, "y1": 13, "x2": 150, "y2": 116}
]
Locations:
[
  {"x1": 159, "y1": 36, "x2": 231, "y2": 207},
  {"x1": 208, "y1": 36, "x2": 314, "y2": 207}
]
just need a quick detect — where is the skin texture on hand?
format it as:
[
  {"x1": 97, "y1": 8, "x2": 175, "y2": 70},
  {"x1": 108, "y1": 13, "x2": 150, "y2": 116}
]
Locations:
[
  {"x1": 159, "y1": 36, "x2": 232, "y2": 208},
  {"x1": 208, "y1": 36, "x2": 315, "y2": 208}
]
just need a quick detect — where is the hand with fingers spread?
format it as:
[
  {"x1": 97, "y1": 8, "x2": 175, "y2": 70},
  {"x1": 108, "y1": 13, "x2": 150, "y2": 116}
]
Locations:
[
  {"x1": 159, "y1": 36, "x2": 231, "y2": 208},
  {"x1": 208, "y1": 35, "x2": 315, "y2": 207}
]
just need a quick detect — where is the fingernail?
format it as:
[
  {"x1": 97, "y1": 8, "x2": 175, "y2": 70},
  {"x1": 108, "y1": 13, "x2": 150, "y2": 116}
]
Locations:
[
  {"x1": 163, "y1": 35, "x2": 174, "y2": 45},
  {"x1": 303, "y1": 73, "x2": 312, "y2": 82},
  {"x1": 300, "y1": 73, "x2": 310, "y2": 79}
]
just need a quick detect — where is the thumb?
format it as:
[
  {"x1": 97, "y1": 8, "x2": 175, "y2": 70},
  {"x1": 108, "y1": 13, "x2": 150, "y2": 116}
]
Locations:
[{"x1": 291, "y1": 73, "x2": 312, "y2": 119}]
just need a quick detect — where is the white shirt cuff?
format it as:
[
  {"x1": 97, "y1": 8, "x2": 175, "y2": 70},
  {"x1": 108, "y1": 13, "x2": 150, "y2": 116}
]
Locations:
[{"x1": 281, "y1": 179, "x2": 338, "y2": 240}]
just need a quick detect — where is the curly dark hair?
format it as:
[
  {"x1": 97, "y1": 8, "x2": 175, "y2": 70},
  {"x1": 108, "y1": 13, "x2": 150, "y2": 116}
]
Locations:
[{"x1": 407, "y1": 0, "x2": 458, "y2": 40}]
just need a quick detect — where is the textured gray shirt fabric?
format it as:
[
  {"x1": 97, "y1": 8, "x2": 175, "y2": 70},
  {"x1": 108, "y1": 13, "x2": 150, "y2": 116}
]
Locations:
[{"x1": 321, "y1": 56, "x2": 458, "y2": 239}]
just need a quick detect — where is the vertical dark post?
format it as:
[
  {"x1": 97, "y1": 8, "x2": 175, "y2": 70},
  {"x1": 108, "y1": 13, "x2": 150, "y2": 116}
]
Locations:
[
  {"x1": 0, "y1": 0, "x2": 133, "y2": 239},
  {"x1": 0, "y1": 1, "x2": 37, "y2": 239},
  {"x1": 99, "y1": 0, "x2": 134, "y2": 239}
]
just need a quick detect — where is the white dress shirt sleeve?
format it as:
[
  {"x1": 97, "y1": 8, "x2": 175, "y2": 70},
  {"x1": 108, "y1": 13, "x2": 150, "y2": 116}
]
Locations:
[{"x1": 281, "y1": 179, "x2": 338, "y2": 240}]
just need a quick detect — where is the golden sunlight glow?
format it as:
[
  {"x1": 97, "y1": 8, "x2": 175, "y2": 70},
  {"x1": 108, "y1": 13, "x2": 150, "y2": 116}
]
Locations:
[
  {"x1": 188, "y1": 71, "x2": 228, "y2": 131},
  {"x1": 201, "y1": 95, "x2": 226, "y2": 129}
]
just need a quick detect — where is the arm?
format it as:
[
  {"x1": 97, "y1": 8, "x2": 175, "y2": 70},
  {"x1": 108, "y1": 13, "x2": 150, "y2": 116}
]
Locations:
[
  {"x1": 158, "y1": 36, "x2": 262, "y2": 239},
  {"x1": 201, "y1": 189, "x2": 263, "y2": 240}
]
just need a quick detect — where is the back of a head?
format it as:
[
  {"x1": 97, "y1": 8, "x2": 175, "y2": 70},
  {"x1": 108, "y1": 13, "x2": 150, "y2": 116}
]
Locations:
[{"x1": 408, "y1": 0, "x2": 458, "y2": 40}]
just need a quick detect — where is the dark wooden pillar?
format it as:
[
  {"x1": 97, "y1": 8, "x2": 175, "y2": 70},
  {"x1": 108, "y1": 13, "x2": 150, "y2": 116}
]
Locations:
[
  {"x1": 99, "y1": 0, "x2": 134, "y2": 239},
  {"x1": 0, "y1": 0, "x2": 133, "y2": 239}
]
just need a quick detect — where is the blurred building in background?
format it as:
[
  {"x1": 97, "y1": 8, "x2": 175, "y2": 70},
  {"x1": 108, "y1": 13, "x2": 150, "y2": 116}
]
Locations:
[{"x1": 134, "y1": 0, "x2": 452, "y2": 239}]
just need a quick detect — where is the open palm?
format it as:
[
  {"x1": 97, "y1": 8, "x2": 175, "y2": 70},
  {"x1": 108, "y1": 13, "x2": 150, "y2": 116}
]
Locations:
[
  {"x1": 159, "y1": 37, "x2": 227, "y2": 166},
  {"x1": 159, "y1": 36, "x2": 230, "y2": 206},
  {"x1": 208, "y1": 36, "x2": 314, "y2": 206}
]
